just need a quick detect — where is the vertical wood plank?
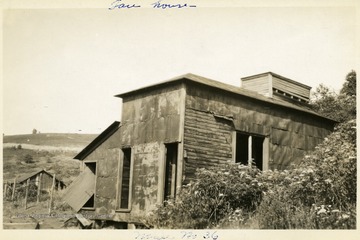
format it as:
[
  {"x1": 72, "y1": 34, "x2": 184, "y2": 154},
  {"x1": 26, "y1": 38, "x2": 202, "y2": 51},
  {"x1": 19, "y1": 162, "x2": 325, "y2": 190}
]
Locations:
[
  {"x1": 37, "y1": 173, "x2": 42, "y2": 203},
  {"x1": 4, "y1": 183, "x2": 8, "y2": 200},
  {"x1": 248, "y1": 135, "x2": 252, "y2": 166},
  {"x1": 48, "y1": 174, "x2": 56, "y2": 214},
  {"x1": 11, "y1": 178, "x2": 17, "y2": 202},
  {"x1": 170, "y1": 156, "x2": 177, "y2": 197},
  {"x1": 24, "y1": 178, "x2": 30, "y2": 209},
  {"x1": 262, "y1": 137, "x2": 270, "y2": 171},
  {"x1": 157, "y1": 144, "x2": 166, "y2": 204}
]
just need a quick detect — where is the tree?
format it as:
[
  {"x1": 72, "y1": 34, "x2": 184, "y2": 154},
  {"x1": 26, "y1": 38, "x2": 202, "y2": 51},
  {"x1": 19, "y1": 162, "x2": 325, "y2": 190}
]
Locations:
[
  {"x1": 310, "y1": 71, "x2": 356, "y2": 122},
  {"x1": 32, "y1": 129, "x2": 38, "y2": 134},
  {"x1": 341, "y1": 70, "x2": 356, "y2": 96}
]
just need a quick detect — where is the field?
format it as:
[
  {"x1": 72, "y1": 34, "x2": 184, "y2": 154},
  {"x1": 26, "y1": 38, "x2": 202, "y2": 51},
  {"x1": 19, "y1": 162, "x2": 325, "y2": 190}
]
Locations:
[
  {"x1": 4, "y1": 133, "x2": 97, "y2": 147},
  {"x1": 3, "y1": 133, "x2": 98, "y2": 229}
]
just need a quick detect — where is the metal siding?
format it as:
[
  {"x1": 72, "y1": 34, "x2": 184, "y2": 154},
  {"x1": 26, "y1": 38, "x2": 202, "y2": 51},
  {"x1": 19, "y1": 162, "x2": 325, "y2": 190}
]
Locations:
[
  {"x1": 121, "y1": 86, "x2": 182, "y2": 146},
  {"x1": 184, "y1": 85, "x2": 334, "y2": 175}
]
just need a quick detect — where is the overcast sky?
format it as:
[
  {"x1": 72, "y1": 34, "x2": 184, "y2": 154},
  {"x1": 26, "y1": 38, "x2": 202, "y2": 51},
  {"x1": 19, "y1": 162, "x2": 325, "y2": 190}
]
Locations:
[{"x1": 2, "y1": 1, "x2": 358, "y2": 135}]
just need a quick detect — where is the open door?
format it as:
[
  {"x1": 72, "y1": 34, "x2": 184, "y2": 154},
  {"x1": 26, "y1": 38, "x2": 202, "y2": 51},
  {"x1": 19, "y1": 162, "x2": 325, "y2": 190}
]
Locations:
[{"x1": 62, "y1": 162, "x2": 96, "y2": 212}]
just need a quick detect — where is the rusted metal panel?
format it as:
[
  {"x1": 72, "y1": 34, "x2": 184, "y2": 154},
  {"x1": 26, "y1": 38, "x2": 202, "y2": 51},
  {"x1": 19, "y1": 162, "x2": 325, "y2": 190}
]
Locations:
[
  {"x1": 121, "y1": 86, "x2": 182, "y2": 146},
  {"x1": 271, "y1": 128, "x2": 291, "y2": 146},
  {"x1": 291, "y1": 133, "x2": 306, "y2": 150},
  {"x1": 131, "y1": 142, "x2": 160, "y2": 212}
]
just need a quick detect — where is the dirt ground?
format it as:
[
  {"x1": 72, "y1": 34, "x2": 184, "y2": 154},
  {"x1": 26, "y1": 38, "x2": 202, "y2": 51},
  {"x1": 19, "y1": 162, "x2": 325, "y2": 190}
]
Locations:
[{"x1": 3, "y1": 200, "x2": 78, "y2": 229}]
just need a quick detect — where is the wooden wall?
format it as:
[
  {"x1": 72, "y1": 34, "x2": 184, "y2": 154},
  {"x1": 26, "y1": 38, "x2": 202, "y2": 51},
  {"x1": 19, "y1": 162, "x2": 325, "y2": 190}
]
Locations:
[{"x1": 241, "y1": 75, "x2": 270, "y2": 97}]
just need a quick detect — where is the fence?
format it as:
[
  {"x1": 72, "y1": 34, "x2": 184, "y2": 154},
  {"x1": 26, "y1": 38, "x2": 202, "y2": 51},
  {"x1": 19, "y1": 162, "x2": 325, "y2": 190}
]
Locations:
[{"x1": 3, "y1": 175, "x2": 57, "y2": 213}]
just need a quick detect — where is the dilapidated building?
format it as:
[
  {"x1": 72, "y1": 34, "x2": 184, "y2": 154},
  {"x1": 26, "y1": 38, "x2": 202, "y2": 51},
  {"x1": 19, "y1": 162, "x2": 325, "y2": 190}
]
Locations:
[
  {"x1": 6, "y1": 168, "x2": 66, "y2": 191},
  {"x1": 63, "y1": 72, "x2": 336, "y2": 228}
]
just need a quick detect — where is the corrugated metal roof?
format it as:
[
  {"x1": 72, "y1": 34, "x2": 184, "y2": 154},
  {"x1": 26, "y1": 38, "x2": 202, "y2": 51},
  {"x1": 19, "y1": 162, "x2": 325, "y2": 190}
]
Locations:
[
  {"x1": 74, "y1": 121, "x2": 121, "y2": 160},
  {"x1": 115, "y1": 73, "x2": 336, "y2": 122},
  {"x1": 62, "y1": 167, "x2": 95, "y2": 212}
]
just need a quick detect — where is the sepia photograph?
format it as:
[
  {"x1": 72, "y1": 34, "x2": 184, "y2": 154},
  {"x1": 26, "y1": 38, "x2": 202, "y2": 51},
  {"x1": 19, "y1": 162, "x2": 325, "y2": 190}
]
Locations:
[{"x1": 1, "y1": 0, "x2": 358, "y2": 239}]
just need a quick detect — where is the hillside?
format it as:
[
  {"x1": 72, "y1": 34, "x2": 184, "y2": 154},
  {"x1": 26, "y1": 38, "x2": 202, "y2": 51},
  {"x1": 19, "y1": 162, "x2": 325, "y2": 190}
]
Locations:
[
  {"x1": 3, "y1": 133, "x2": 98, "y2": 184},
  {"x1": 3, "y1": 133, "x2": 101, "y2": 228},
  {"x1": 3, "y1": 133, "x2": 97, "y2": 148}
]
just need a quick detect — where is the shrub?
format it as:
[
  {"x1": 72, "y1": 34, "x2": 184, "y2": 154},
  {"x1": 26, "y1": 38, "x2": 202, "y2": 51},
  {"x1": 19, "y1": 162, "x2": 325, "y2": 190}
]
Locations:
[
  {"x1": 146, "y1": 119, "x2": 356, "y2": 229},
  {"x1": 23, "y1": 154, "x2": 34, "y2": 164},
  {"x1": 146, "y1": 164, "x2": 265, "y2": 229},
  {"x1": 255, "y1": 119, "x2": 356, "y2": 229}
]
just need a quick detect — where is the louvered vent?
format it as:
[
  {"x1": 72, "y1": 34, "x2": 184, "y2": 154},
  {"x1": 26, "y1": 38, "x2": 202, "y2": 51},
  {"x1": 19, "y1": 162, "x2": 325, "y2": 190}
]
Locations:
[{"x1": 241, "y1": 72, "x2": 311, "y2": 105}]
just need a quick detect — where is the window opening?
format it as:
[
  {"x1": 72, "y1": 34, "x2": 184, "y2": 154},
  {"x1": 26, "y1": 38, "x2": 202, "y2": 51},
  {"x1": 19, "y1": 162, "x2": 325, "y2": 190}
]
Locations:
[
  {"x1": 235, "y1": 132, "x2": 264, "y2": 170},
  {"x1": 164, "y1": 143, "x2": 178, "y2": 201},
  {"x1": 120, "y1": 148, "x2": 131, "y2": 209}
]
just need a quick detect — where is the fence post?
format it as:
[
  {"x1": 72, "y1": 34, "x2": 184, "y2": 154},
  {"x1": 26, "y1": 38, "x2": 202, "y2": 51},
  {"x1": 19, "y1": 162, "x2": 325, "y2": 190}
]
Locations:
[
  {"x1": 24, "y1": 178, "x2": 30, "y2": 209},
  {"x1": 37, "y1": 173, "x2": 42, "y2": 204},
  {"x1": 4, "y1": 182, "x2": 8, "y2": 200},
  {"x1": 11, "y1": 178, "x2": 17, "y2": 202},
  {"x1": 48, "y1": 174, "x2": 56, "y2": 214}
]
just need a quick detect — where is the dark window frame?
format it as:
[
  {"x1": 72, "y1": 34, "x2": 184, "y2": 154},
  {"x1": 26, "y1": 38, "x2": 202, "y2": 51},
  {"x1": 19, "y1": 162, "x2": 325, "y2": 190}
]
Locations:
[{"x1": 117, "y1": 148, "x2": 133, "y2": 211}]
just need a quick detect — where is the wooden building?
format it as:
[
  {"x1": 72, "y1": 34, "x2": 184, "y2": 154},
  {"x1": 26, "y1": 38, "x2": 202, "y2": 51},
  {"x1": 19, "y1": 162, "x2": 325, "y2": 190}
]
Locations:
[
  {"x1": 5, "y1": 169, "x2": 66, "y2": 192},
  {"x1": 63, "y1": 72, "x2": 336, "y2": 228}
]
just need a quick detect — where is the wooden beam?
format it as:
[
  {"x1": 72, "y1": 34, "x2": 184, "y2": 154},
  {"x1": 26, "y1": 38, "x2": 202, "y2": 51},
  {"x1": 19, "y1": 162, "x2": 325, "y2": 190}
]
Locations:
[
  {"x1": 4, "y1": 183, "x2": 8, "y2": 200},
  {"x1": 248, "y1": 135, "x2": 252, "y2": 167},
  {"x1": 170, "y1": 156, "x2": 177, "y2": 198},
  {"x1": 11, "y1": 178, "x2": 17, "y2": 202},
  {"x1": 75, "y1": 214, "x2": 92, "y2": 228},
  {"x1": 48, "y1": 174, "x2": 56, "y2": 214},
  {"x1": 37, "y1": 173, "x2": 42, "y2": 203},
  {"x1": 24, "y1": 178, "x2": 30, "y2": 209}
]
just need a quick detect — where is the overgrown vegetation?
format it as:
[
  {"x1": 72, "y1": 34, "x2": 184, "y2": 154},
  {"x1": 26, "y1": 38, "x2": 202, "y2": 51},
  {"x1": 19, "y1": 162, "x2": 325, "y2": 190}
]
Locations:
[
  {"x1": 145, "y1": 71, "x2": 356, "y2": 229},
  {"x1": 310, "y1": 70, "x2": 356, "y2": 122}
]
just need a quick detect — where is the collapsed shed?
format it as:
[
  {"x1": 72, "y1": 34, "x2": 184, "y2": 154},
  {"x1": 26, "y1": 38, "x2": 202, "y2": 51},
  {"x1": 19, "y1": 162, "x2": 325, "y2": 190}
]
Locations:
[{"x1": 5, "y1": 169, "x2": 66, "y2": 191}]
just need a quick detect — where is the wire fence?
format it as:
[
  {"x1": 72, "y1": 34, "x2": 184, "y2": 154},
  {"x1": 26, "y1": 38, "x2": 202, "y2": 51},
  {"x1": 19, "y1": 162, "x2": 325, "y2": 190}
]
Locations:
[{"x1": 3, "y1": 177, "x2": 56, "y2": 211}]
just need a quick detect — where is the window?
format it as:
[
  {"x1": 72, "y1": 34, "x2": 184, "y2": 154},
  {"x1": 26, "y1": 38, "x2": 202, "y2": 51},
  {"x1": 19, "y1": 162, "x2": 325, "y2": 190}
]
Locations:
[
  {"x1": 164, "y1": 143, "x2": 178, "y2": 201},
  {"x1": 119, "y1": 148, "x2": 132, "y2": 209},
  {"x1": 234, "y1": 132, "x2": 267, "y2": 170}
]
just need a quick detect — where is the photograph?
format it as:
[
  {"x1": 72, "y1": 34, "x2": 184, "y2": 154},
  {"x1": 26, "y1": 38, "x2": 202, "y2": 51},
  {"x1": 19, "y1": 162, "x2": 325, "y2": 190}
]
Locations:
[{"x1": 1, "y1": 0, "x2": 358, "y2": 239}]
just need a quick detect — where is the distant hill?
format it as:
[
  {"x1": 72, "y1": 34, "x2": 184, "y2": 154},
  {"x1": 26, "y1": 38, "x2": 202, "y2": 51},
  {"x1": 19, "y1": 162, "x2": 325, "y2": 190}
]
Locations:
[
  {"x1": 3, "y1": 133, "x2": 98, "y2": 149},
  {"x1": 3, "y1": 133, "x2": 99, "y2": 185}
]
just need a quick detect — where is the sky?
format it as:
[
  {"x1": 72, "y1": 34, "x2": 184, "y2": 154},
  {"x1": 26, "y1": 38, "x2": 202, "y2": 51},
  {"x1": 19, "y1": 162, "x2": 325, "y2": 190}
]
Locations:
[{"x1": 2, "y1": 0, "x2": 358, "y2": 135}]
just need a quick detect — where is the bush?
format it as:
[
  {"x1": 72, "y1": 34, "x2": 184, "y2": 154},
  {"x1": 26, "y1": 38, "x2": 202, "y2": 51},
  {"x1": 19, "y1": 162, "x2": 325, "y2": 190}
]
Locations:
[
  {"x1": 23, "y1": 154, "x2": 34, "y2": 164},
  {"x1": 146, "y1": 120, "x2": 356, "y2": 229},
  {"x1": 146, "y1": 164, "x2": 265, "y2": 229},
  {"x1": 255, "y1": 119, "x2": 356, "y2": 229}
]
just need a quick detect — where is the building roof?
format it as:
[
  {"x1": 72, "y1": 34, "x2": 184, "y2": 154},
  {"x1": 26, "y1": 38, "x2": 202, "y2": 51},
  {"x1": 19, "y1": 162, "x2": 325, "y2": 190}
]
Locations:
[
  {"x1": 115, "y1": 73, "x2": 336, "y2": 122},
  {"x1": 8, "y1": 169, "x2": 65, "y2": 185},
  {"x1": 74, "y1": 121, "x2": 121, "y2": 160}
]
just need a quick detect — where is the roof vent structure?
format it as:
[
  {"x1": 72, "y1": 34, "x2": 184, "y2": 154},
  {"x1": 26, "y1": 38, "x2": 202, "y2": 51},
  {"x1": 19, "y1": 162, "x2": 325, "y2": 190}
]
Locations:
[{"x1": 241, "y1": 72, "x2": 311, "y2": 105}]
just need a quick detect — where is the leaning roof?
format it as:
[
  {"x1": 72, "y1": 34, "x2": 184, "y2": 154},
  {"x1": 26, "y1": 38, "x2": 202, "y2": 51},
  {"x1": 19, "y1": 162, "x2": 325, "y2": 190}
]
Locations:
[
  {"x1": 115, "y1": 73, "x2": 336, "y2": 122},
  {"x1": 11, "y1": 169, "x2": 64, "y2": 184},
  {"x1": 74, "y1": 121, "x2": 121, "y2": 160}
]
